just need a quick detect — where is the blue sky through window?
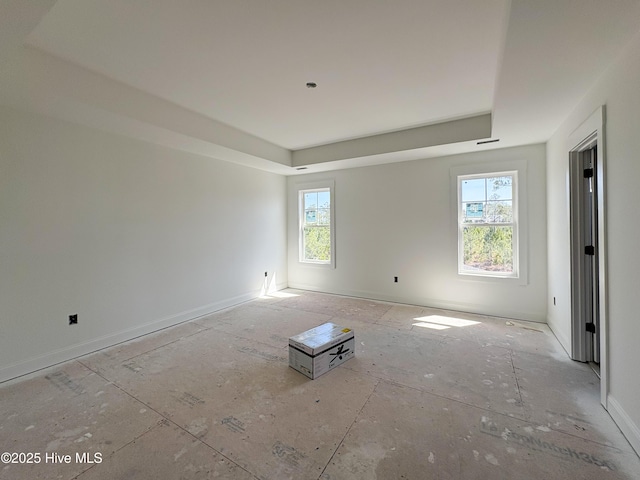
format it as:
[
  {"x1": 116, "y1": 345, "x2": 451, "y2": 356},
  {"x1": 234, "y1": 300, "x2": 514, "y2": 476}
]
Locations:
[{"x1": 462, "y1": 176, "x2": 512, "y2": 202}]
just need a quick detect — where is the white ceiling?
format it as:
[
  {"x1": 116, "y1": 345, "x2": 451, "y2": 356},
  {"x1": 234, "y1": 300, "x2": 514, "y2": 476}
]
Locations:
[{"x1": 2, "y1": 0, "x2": 640, "y2": 174}]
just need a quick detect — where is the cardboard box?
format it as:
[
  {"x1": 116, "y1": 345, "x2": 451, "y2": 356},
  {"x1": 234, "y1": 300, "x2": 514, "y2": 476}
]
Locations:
[{"x1": 289, "y1": 322, "x2": 355, "y2": 379}]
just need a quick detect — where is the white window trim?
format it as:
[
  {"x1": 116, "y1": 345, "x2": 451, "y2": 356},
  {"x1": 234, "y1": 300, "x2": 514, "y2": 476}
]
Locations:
[
  {"x1": 450, "y1": 161, "x2": 528, "y2": 285},
  {"x1": 458, "y1": 170, "x2": 519, "y2": 278},
  {"x1": 297, "y1": 179, "x2": 336, "y2": 268}
]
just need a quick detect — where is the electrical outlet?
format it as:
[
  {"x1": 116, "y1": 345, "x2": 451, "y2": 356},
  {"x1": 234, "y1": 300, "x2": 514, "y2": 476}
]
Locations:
[
  {"x1": 69, "y1": 314, "x2": 78, "y2": 325},
  {"x1": 265, "y1": 271, "x2": 268, "y2": 277},
  {"x1": 394, "y1": 276, "x2": 398, "y2": 283}
]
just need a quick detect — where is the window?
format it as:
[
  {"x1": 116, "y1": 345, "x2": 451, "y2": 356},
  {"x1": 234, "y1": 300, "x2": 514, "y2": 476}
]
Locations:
[
  {"x1": 299, "y1": 187, "x2": 333, "y2": 265},
  {"x1": 458, "y1": 172, "x2": 518, "y2": 277}
]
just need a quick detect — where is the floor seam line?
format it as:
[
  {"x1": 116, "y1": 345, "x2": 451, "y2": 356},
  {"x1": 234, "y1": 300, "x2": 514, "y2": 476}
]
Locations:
[
  {"x1": 339, "y1": 366, "x2": 532, "y2": 421},
  {"x1": 201, "y1": 327, "x2": 292, "y2": 351},
  {"x1": 509, "y1": 350, "x2": 525, "y2": 409},
  {"x1": 118, "y1": 328, "x2": 211, "y2": 364},
  {"x1": 317, "y1": 379, "x2": 381, "y2": 479},
  {"x1": 77, "y1": 360, "x2": 259, "y2": 479}
]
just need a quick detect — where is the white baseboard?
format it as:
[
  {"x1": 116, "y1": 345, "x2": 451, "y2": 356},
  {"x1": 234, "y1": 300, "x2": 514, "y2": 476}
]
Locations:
[
  {"x1": 0, "y1": 291, "x2": 258, "y2": 384},
  {"x1": 546, "y1": 317, "x2": 571, "y2": 356},
  {"x1": 287, "y1": 282, "x2": 546, "y2": 323},
  {"x1": 607, "y1": 395, "x2": 640, "y2": 456}
]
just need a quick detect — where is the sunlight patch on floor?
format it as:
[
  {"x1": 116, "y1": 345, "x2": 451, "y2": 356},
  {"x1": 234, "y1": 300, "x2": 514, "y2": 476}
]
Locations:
[
  {"x1": 259, "y1": 290, "x2": 299, "y2": 299},
  {"x1": 413, "y1": 315, "x2": 481, "y2": 330}
]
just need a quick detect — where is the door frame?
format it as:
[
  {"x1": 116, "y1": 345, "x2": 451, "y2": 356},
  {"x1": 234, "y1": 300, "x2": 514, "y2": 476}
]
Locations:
[{"x1": 568, "y1": 106, "x2": 608, "y2": 408}]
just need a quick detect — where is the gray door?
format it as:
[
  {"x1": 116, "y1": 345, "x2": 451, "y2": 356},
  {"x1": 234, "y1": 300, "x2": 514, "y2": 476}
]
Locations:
[{"x1": 581, "y1": 146, "x2": 599, "y2": 364}]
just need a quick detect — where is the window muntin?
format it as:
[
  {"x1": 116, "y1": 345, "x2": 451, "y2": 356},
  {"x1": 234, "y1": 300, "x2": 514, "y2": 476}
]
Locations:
[
  {"x1": 458, "y1": 173, "x2": 517, "y2": 277},
  {"x1": 300, "y1": 188, "x2": 331, "y2": 264}
]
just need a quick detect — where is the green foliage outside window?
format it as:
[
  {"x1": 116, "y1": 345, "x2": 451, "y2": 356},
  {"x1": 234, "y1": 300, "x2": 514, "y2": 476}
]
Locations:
[
  {"x1": 462, "y1": 225, "x2": 513, "y2": 272},
  {"x1": 304, "y1": 226, "x2": 331, "y2": 262},
  {"x1": 301, "y1": 188, "x2": 331, "y2": 263},
  {"x1": 460, "y1": 174, "x2": 515, "y2": 275}
]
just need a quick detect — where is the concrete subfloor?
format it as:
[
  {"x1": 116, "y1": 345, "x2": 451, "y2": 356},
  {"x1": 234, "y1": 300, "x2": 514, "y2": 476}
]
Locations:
[{"x1": 1, "y1": 289, "x2": 639, "y2": 479}]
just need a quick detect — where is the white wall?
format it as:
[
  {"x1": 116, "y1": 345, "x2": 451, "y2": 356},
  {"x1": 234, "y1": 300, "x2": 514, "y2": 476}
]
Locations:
[
  {"x1": 288, "y1": 144, "x2": 547, "y2": 322},
  {"x1": 546, "y1": 31, "x2": 640, "y2": 454},
  {"x1": 0, "y1": 106, "x2": 287, "y2": 382}
]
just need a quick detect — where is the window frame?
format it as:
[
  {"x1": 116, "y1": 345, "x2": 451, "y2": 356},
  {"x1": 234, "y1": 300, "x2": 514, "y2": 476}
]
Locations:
[
  {"x1": 458, "y1": 171, "x2": 518, "y2": 278},
  {"x1": 451, "y1": 161, "x2": 528, "y2": 284},
  {"x1": 297, "y1": 181, "x2": 335, "y2": 268}
]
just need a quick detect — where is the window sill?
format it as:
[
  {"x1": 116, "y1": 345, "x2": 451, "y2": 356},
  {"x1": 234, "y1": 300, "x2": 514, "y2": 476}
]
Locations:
[{"x1": 458, "y1": 272, "x2": 527, "y2": 285}]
